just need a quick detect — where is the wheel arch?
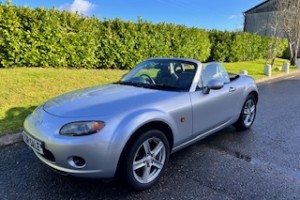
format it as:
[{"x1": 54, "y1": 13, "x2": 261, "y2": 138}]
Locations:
[
  {"x1": 116, "y1": 121, "x2": 173, "y2": 176},
  {"x1": 249, "y1": 90, "x2": 259, "y2": 103},
  {"x1": 233, "y1": 90, "x2": 258, "y2": 130}
]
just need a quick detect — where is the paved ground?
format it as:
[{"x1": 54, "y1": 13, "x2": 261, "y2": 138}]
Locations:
[{"x1": 1, "y1": 73, "x2": 300, "y2": 200}]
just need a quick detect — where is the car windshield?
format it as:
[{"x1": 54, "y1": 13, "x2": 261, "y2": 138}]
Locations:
[{"x1": 118, "y1": 59, "x2": 197, "y2": 91}]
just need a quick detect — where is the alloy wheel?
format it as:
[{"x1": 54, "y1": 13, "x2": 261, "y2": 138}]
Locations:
[
  {"x1": 243, "y1": 98, "x2": 256, "y2": 127},
  {"x1": 132, "y1": 137, "x2": 166, "y2": 184}
]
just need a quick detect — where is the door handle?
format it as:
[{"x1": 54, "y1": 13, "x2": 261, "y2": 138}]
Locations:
[{"x1": 229, "y1": 87, "x2": 237, "y2": 93}]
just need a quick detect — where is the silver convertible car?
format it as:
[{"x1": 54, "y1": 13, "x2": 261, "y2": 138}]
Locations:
[{"x1": 23, "y1": 58, "x2": 258, "y2": 190}]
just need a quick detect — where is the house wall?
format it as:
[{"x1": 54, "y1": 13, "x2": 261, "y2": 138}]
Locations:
[
  {"x1": 244, "y1": 11, "x2": 285, "y2": 37},
  {"x1": 244, "y1": 0, "x2": 278, "y2": 36},
  {"x1": 244, "y1": 12, "x2": 271, "y2": 36}
]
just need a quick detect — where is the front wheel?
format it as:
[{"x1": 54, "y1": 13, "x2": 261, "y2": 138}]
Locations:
[
  {"x1": 123, "y1": 129, "x2": 170, "y2": 190},
  {"x1": 234, "y1": 95, "x2": 257, "y2": 131}
]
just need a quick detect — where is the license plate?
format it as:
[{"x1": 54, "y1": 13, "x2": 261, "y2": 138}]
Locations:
[{"x1": 23, "y1": 131, "x2": 44, "y2": 155}]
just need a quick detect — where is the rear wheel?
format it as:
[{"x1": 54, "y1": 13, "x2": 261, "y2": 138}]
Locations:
[
  {"x1": 123, "y1": 129, "x2": 170, "y2": 190},
  {"x1": 234, "y1": 95, "x2": 257, "y2": 130}
]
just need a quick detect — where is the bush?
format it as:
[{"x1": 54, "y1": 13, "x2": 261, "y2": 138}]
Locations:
[
  {"x1": 208, "y1": 30, "x2": 232, "y2": 62},
  {"x1": 208, "y1": 31, "x2": 288, "y2": 62},
  {"x1": 0, "y1": 2, "x2": 288, "y2": 68},
  {"x1": 0, "y1": 3, "x2": 211, "y2": 69}
]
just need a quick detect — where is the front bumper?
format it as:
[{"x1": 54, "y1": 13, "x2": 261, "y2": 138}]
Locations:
[
  {"x1": 34, "y1": 151, "x2": 104, "y2": 178},
  {"x1": 23, "y1": 106, "x2": 122, "y2": 179}
]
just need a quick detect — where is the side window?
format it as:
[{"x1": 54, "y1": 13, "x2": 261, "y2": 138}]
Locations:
[
  {"x1": 200, "y1": 63, "x2": 230, "y2": 87},
  {"x1": 218, "y1": 63, "x2": 230, "y2": 84}
]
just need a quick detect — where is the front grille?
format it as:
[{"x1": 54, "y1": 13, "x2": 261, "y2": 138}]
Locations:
[{"x1": 39, "y1": 148, "x2": 56, "y2": 162}]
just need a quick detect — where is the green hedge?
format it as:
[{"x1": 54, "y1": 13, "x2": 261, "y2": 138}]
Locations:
[
  {"x1": 208, "y1": 30, "x2": 288, "y2": 62},
  {"x1": 96, "y1": 20, "x2": 210, "y2": 69},
  {"x1": 0, "y1": 2, "x2": 288, "y2": 69},
  {"x1": 0, "y1": 3, "x2": 211, "y2": 69}
]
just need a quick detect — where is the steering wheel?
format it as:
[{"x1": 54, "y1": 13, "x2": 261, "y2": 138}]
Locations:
[{"x1": 140, "y1": 74, "x2": 155, "y2": 85}]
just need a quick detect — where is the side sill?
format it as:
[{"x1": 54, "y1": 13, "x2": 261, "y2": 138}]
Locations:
[{"x1": 171, "y1": 120, "x2": 232, "y2": 153}]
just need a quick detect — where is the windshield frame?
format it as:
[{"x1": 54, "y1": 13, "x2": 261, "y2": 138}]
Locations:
[{"x1": 119, "y1": 58, "x2": 200, "y2": 92}]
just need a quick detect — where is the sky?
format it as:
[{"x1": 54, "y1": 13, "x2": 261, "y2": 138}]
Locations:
[{"x1": 1, "y1": 0, "x2": 265, "y2": 31}]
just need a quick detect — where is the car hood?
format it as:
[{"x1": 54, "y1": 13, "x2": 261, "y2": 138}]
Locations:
[{"x1": 43, "y1": 84, "x2": 172, "y2": 118}]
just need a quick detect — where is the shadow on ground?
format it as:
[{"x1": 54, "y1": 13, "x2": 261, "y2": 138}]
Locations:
[{"x1": 0, "y1": 106, "x2": 37, "y2": 135}]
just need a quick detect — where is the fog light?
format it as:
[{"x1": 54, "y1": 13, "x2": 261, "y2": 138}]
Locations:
[{"x1": 68, "y1": 156, "x2": 86, "y2": 168}]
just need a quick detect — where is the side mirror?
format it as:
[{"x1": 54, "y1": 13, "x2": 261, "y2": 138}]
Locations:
[{"x1": 202, "y1": 79, "x2": 224, "y2": 94}]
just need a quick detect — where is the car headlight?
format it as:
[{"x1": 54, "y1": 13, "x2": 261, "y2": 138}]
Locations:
[{"x1": 60, "y1": 121, "x2": 105, "y2": 136}]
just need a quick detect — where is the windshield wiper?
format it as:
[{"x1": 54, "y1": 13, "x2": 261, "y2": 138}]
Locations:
[
  {"x1": 146, "y1": 84, "x2": 181, "y2": 91},
  {"x1": 117, "y1": 81, "x2": 144, "y2": 88},
  {"x1": 117, "y1": 81, "x2": 182, "y2": 91}
]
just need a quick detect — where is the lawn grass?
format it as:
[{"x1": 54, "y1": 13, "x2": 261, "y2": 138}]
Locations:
[
  {"x1": 0, "y1": 68, "x2": 127, "y2": 135},
  {"x1": 223, "y1": 58, "x2": 296, "y2": 79},
  {"x1": 0, "y1": 58, "x2": 297, "y2": 136}
]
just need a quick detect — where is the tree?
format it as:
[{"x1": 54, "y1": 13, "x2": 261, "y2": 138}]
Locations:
[
  {"x1": 274, "y1": 0, "x2": 300, "y2": 65},
  {"x1": 264, "y1": 2, "x2": 282, "y2": 65}
]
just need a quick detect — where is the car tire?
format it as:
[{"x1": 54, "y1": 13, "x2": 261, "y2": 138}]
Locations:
[
  {"x1": 234, "y1": 94, "x2": 257, "y2": 131},
  {"x1": 123, "y1": 129, "x2": 170, "y2": 190}
]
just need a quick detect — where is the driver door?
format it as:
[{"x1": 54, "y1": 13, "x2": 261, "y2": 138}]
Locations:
[{"x1": 190, "y1": 63, "x2": 242, "y2": 136}]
